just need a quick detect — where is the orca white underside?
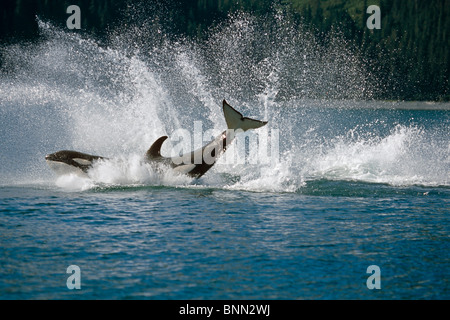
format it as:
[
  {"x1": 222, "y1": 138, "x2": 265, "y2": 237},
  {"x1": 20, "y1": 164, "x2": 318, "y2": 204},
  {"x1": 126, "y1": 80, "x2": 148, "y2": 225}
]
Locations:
[
  {"x1": 172, "y1": 163, "x2": 196, "y2": 175},
  {"x1": 46, "y1": 160, "x2": 89, "y2": 177}
]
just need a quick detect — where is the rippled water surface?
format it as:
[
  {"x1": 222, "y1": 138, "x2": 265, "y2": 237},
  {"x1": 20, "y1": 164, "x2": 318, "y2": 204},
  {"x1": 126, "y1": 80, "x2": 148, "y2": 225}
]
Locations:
[{"x1": 1, "y1": 180, "x2": 449, "y2": 299}]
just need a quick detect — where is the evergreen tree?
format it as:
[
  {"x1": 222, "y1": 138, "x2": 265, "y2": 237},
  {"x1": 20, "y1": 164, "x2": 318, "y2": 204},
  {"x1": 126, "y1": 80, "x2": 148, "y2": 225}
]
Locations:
[{"x1": 0, "y1": 0, "x2": 448, "y2": 100}]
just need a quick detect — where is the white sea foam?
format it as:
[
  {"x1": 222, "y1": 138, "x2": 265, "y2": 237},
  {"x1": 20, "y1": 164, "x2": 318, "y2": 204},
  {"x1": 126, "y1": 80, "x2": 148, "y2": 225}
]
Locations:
[{"x1": 307, "y1": 124, "x2": 449, "y2": 187}]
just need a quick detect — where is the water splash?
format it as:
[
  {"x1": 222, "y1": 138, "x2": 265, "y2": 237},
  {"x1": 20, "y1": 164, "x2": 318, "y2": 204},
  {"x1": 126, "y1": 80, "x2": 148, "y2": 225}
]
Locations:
[
  {"x1": 308, "y1": 124, "x2": 449, "y2": 187},
  {"x1": 0, "y1": 10, "x2": 447, "y2": 191}
]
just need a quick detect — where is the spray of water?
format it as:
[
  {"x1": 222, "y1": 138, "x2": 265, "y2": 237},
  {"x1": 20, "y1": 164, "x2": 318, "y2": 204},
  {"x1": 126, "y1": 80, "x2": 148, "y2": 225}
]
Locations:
[{"x1": 0, "y1": 9, "x2": 448, "y2": 190}]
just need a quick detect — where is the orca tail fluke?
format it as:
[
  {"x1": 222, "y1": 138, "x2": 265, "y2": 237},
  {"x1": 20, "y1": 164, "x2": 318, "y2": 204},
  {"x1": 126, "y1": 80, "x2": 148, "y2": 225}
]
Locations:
[{"x1": 222, "y1": 100, "x2": 268, "y2": 132}]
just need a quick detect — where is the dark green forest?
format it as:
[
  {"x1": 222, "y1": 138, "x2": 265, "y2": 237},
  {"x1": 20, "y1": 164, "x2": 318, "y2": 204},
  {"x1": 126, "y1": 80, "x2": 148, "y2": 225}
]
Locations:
[{"x1": 1, "y1": 0, "x2": 449, "y2": 101}]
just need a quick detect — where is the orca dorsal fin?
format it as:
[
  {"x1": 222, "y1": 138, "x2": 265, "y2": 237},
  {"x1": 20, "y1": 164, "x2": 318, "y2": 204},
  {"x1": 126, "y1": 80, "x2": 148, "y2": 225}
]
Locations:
[{"x1": 146, "y1": 136, "x2": 168, "y2": 160}]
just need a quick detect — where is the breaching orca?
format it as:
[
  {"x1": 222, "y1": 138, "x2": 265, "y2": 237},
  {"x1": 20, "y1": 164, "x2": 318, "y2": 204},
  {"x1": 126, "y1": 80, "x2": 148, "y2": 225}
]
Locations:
[
  {"x1": 45, "y1": 150, "x2": 107, "y2": 176},
  {"x1": 45, "y1": 100, "x2": 268, "y2": 178}
]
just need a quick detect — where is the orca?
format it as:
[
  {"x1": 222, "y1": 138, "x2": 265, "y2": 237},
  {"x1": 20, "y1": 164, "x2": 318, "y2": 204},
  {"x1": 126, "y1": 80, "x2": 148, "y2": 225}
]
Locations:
[
  {"x1": 45, "y1": 150, "x2": 107, "y2": 176},
  {"x1": 45, "y1": 100, "x2": 267, "y2": 178}
]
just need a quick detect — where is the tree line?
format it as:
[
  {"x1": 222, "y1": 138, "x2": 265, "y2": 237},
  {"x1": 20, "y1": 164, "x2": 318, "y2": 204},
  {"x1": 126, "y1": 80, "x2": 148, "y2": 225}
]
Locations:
[{"x1": 1, "y1": 0, "x2": 448, "y2": 101}]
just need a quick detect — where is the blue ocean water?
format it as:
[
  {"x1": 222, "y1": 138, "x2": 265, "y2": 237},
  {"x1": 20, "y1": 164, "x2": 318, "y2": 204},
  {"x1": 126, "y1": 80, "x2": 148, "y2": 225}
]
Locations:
[{"x1": 1, "y1": 15, "x2": 449, "y2": 300}]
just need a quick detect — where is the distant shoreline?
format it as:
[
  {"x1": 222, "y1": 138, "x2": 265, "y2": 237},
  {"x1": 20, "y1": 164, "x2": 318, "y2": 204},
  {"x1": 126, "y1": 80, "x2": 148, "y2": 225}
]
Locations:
[
  {"x1": 293, "y1": 99, "x2": 450, "y2": 110},
  {"x1": 371, "y1": 101, "x2": 450, "y2": 110}
]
